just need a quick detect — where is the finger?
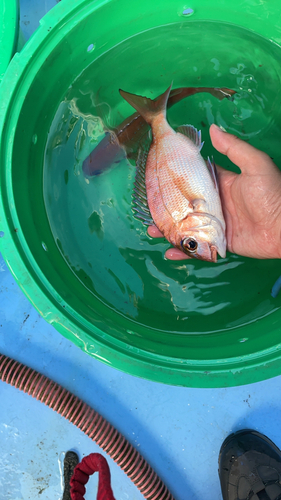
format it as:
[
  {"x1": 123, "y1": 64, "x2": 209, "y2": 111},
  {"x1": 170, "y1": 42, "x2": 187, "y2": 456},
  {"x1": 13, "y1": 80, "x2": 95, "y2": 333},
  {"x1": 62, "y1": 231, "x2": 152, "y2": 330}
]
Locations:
[
  {"x1": 210, "y1": 124, "x2": 276, "y2": 176},
  {"x1": 147, "y1": 225, "x2": 164, "y2": 238},
  {"x1": 165, "y1": 248, "x2": 191, "y2": 260}
]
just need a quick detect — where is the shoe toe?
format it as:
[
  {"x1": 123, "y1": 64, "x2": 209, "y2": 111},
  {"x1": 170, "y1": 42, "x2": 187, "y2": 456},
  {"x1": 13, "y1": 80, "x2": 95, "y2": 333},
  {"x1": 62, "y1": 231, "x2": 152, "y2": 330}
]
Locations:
[{"x1": 219, "y1": 430, "x2": 281, "y2": 500}]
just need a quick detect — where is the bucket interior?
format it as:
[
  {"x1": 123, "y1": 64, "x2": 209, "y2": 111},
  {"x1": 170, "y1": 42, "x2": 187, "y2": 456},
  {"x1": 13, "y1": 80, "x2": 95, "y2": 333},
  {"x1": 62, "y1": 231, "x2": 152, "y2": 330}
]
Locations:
[{"x1": 3, "y1": 0, "x2": 281, "y2": 383}]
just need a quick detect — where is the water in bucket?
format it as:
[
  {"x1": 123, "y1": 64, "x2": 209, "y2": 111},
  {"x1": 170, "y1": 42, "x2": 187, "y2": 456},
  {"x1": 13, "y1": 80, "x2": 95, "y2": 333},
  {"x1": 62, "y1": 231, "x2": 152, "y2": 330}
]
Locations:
[{"x1": 43, "y1": 21, "x2": 281, "y2": 338}]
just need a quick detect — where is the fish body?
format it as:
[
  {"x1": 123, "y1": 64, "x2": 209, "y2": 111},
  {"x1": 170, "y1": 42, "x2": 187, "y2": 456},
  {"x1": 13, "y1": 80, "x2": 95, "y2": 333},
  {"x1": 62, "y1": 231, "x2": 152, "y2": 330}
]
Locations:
[
  {"x1": 82, "y1": 86, "x2": 236, "y2": 177},
  {"x1": 120, "y1": 84, "x2": 226, "y2": 262}
]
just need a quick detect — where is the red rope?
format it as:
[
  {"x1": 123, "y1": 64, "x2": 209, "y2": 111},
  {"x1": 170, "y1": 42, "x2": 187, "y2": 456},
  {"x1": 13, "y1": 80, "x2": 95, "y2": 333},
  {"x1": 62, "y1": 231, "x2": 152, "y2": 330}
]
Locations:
[{"x1": 70, "y1": 453, "x2": 116, "y2": 500}]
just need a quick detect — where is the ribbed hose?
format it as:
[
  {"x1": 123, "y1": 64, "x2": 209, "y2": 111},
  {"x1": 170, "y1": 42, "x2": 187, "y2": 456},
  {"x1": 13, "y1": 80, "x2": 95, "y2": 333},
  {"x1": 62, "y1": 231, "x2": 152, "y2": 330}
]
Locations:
[{"x1": 0, "y1": 353, "x2": 175, "y2": 500}]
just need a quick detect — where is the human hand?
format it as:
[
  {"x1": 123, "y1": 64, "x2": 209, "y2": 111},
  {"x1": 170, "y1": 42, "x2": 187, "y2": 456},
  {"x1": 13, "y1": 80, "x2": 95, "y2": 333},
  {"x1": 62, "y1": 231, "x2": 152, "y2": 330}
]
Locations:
[{"x1": 148, "y1": 124, "x2": 281, "y2": 260}]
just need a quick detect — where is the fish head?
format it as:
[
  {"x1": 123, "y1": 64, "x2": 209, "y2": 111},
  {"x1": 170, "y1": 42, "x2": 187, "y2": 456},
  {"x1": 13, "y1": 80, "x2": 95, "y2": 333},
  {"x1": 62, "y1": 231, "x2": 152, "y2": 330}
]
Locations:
[{"x1": 178, "y1": 216, "x2": 226, "y2": 262}]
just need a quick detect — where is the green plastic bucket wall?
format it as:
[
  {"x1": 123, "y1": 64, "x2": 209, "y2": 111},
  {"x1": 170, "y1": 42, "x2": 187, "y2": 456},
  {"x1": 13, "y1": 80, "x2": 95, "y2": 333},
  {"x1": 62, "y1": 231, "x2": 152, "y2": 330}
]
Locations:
[
  {"x1": 1, "y1": 0, "x2": 281, "y2": 387},
  {"x1": 0, "y1": 0, "x2": 24, "y2": 82}
]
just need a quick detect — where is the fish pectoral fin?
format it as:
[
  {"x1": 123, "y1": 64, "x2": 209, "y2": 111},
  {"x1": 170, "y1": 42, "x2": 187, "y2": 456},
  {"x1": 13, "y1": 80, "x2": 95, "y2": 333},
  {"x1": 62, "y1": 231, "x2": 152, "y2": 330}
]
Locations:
[
  {"x1": 176, "y1": 125, "x2": 204, "y2": 151},
  {"x1": 192, "y1": 198, "x2": 208, "y2": 212},
  {"x1": 215, "y1": 88, "x2": 237, "y2": 101},
  {"x1": 206, "y1": 156, "x2": 219, "y2": 191}
]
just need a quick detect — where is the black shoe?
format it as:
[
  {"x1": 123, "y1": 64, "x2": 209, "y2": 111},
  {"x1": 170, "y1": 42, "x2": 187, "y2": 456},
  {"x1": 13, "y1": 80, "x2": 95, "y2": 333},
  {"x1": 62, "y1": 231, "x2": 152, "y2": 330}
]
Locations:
[
  {"x1": 219, "y1": 429, "x2": 281, "y2": 500},
  {"x1": 62, "y1": 451, "x2": 79, "y2": 500}
]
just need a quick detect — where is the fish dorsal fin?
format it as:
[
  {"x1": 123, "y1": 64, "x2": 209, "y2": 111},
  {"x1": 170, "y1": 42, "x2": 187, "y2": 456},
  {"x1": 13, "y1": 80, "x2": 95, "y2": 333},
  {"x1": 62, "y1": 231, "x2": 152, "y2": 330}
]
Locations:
[
  {"x1": 176, "y1": 124, "x2": 204, "y2": 151},
  {"x1": 132, "y1": 138, "x2": 154, "y2": 226},
  {"x1": 206, "y1": 156, "x2": 219, "y2": 191}
]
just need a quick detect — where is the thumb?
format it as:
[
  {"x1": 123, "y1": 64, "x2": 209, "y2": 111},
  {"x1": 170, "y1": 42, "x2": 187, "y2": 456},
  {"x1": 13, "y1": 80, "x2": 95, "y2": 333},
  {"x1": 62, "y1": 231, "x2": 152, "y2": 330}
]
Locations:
[{"x1": 210, "y1": 124, "x2": 276, "y2": 175}]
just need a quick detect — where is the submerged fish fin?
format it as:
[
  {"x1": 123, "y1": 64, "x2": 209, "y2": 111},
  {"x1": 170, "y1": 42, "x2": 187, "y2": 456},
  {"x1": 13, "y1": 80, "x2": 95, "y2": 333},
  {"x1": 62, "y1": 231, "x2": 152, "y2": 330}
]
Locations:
[
  {"x1": 206, "y1": 156, "x2": 219, "y2": 191},
  {"x1": 108, "y1": 130, "x2": 119, "y2": 144},
  {"x1": 82, "y1": 132, "x2": 125, "y2": 177},
  {"x1": 176, "y1": 125, "x2": 204, "y2": 151},
  {"x1": 212, "y1": 87, "x2": 236, "y2": 101},
  {"x1": 132, "y1": 138, "x2": 154, "y2": 226},
  {"x1": 119, "y1": 84, "x2": 172, "y2": 125}
]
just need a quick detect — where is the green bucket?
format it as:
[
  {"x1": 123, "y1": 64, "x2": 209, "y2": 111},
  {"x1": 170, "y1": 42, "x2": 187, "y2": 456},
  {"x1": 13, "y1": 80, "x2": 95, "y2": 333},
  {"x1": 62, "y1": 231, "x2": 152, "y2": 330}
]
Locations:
[
  {"x1": 1, "y1": 0, "x2": 281, "y2": 387},
  {"x1": 0, "y1": 0, "x2": 24, "y2": 82}
]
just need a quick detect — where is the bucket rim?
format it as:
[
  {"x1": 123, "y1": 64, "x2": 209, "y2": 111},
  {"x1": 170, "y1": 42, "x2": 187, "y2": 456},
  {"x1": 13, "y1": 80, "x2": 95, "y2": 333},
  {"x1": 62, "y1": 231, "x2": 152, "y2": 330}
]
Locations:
[{"x1": 0, "y1": 0, "x2": 20, "y2": 81}]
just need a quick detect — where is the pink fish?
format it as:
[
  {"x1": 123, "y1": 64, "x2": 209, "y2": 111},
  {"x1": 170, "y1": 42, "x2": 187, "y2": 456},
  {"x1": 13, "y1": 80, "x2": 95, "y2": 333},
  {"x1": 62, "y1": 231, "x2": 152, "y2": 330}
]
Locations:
[
  {"x1": 82, "y1": 86, "x2": 236, "y2": 177},
  {"x1": 119, "y1": 84, "x2": 226, "y2": 263}
]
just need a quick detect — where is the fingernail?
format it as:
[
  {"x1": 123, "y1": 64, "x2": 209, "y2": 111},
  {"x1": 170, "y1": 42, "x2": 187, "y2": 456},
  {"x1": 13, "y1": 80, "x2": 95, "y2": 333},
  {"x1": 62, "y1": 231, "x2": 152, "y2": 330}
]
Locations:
[{"x1": 212, "y1": 123, "x2": 227, "y2": 132}]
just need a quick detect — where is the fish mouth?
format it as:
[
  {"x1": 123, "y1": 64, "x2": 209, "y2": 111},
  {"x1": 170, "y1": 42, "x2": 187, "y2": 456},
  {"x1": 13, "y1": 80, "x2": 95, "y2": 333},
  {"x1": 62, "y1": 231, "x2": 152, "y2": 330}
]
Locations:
[
  {"x1": 214, "y1": 235, "x2": 227, "y2": 259},
  {"x1": 210, "y1": 246, "x2": 217, "y2": 263},
  {"x1": 191, "y1": 245, "x2": 217, "y2": 263}
]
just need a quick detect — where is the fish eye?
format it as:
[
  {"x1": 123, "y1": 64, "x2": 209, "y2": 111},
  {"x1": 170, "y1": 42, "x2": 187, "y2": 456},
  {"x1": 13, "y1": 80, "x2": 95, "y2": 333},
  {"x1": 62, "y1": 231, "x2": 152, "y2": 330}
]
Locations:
[{"x1": 181, "y1": 237, "x2": 198, "y2": 253}]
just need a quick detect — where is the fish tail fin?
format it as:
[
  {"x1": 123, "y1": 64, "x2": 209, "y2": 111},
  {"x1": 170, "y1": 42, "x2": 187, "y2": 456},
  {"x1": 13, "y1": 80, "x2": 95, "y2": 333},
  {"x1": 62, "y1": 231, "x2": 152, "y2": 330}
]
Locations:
[{"x1": 119, "y1": 83, "x2": 172, "y2": 125}]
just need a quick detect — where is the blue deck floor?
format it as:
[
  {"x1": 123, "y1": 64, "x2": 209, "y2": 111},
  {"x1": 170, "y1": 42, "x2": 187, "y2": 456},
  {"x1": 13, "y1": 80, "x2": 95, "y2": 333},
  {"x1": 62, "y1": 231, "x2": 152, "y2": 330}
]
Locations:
[
  {"x1": 1, "y1": 2, "x2": 281, "y2": 499},
  {"x1": 3, "y1": 251, "x2": 281, "y2": 500}
]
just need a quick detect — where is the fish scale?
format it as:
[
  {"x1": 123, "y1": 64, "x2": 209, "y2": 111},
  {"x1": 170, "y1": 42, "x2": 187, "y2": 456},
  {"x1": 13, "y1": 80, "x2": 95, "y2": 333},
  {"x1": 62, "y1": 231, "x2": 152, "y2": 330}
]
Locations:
[
  {"x1": 155, "y1": 135, "x2": 219, "y2": 222},
  {"x1": 146, "y1": 143, "x2": 174, "y2": 233}
]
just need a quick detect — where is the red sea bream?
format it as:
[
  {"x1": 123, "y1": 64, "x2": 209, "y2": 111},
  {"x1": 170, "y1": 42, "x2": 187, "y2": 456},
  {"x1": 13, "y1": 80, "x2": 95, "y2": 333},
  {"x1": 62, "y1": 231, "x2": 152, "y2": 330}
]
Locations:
[{"x1": 119, "y1": 84, "x2": 226, "y2": 263}]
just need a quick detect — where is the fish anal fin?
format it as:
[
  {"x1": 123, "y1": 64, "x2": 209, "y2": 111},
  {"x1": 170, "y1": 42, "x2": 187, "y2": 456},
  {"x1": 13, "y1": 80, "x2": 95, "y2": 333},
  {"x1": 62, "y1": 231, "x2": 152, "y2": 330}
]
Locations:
[
  {"x1": 176, "y1": 125, "x2": 204, "y2": 151},
  {"x1": 132, "y1": 141, "x2": 154, "y2": 226},
  {"x1": 206, "y1": 156, "x2": 219, "y2": 191}
]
